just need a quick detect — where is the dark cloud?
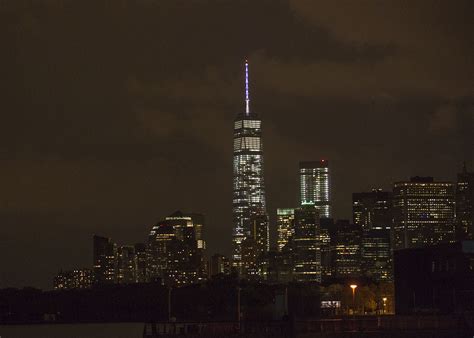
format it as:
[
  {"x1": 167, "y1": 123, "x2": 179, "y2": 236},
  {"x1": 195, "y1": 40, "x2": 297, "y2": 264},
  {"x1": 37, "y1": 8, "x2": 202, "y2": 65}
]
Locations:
[{"x1": 0, "y1": 0, "x2": 472, "y2": 289}]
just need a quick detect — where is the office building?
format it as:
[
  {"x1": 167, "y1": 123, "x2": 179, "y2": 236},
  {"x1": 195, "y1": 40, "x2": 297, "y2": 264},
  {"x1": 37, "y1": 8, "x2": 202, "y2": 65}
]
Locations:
[
  {"x1": 53, "y1": 268, "x2": 94, "y2": 290},
  {"x1": 259, "y1": 250, "x2": 294, "y2": 283},
  {"x1": 392, "y1": 176, "x2": 455, "y2": 250},
  {"x1": 147, "y1": 211, "x2": 206, "y2": 286},
  {"x1": 334, "y1": 220, "x2": 362, "y2": 279},
  {"x1": 93, "y1": 235, "x2": 117, "y2": 284},
  {"x1": 353, "y1": 189, "x2": 392, "y2": 231},
  {"x1": 241, "y1": 214, "x2": 269, "y2": 279},
  {"x1": 276, "y1": 208, "x2": 295, "y2": 252},
  {"x1": 456, "y1": 163, "x2": 474, "y2": 240},
  {"x1": 134, "y1": 243, "x2": 148, "y2": 283},
  {"x1": 117, "y1": 245, "x2": 137, "y2": 284},
  {"x1": 320, "y1": 218, "x2": 336, "y2": 283},
  {"x1": 292, "y1": 206, "x2": 321, "y2": 282},
  {"x1": 209, "y1": 254, "x2": 231, "y2": 277},
  {"x1": 232, "y1": 60, "x2": 268, "y2": 273},
  {"x1": 299, "y1": 160, "x2": 331, "y2": 218},
  {"x1": 361, "y1": 229, "x2": 392, "y2": 282}
]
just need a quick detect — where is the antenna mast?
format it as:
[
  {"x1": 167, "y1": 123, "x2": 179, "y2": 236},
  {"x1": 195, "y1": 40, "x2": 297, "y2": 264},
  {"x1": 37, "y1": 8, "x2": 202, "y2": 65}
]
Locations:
[{"x1": 245, "y1": 60, "x2": 250, "y2": 115}]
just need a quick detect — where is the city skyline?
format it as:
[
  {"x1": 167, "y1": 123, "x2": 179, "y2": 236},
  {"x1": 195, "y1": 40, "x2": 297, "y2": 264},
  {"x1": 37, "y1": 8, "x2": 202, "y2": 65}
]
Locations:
[{"x1": 0, "y1": 1, "x2": 472, "y2": 290}]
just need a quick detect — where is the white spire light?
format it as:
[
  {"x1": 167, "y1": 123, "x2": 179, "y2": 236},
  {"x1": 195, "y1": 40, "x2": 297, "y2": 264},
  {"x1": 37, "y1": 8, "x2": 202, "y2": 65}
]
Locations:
[{"x1": 245, "y1": 60, "x2": 250, "y2": 115}]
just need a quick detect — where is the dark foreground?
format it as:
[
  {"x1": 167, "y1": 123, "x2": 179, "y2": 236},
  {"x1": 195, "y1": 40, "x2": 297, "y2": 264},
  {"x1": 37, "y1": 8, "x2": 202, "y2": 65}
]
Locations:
[
  {"x1": 143, "y1": 315, "x2": 473, "y2": 338},
  {"x1": 1, "y1": 315, "x2": 473, "y2": 338}
]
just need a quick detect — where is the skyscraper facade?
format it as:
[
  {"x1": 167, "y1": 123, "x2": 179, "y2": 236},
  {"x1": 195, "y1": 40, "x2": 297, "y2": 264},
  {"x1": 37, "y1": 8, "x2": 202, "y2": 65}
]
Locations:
[
  {"x1": 361, "y1": 229, "x2": 392, "y2": 282},
  {"x1": 116, "y1": 245, "x2": 137, "y2": 284},
  {"x1": 93, "y1": 235, "x2": 117, "y2": 284},
  {"x1": 134, "y1": 243, "x2": 148, "y2": 283},
  {"x1": 276, "y1": 208, "x2": 295, "y2": 251},
  {"x1": 54, "y1": 268, "x2": 94, "y2": 290},
  {"x1": 147, "y1": 211, "x2": 207, "y2": 286},
  {"x1": 320, "y1": 218, "x2": 335, "y2": 282},
  {"x1": 209, "y1": 254, "x2": 231, "y2": 277},
  {"x1": 353, "y1": 189, "x2": 393, "y2": 282},
  {"x1": 456, "y1": 163, "x2": 474, "y2": 240},
  {"x1": 392, "y1": 176, "x2": 455, "y2": 250},
  {"x1": 352, "y1": 189, "x2": 392, "y2": 231},
  {"x1": 292, "y1": 205, "x2": 322, "y2": 282},
  {"x1": 334, "y1": 220, "x2": 362, "y2": 278},
  {"x1": 299, "y1": 160, "x2": 331, "y2": 218},
  {"x1": 232, "y1": 61, "x2": 268, "y2": 273}
]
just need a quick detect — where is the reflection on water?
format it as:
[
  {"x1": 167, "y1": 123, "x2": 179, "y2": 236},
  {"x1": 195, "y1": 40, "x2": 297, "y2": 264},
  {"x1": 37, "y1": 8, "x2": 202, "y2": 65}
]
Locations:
[{"x1": 0, "y1": 323, "x2": 143, "y2": 338}]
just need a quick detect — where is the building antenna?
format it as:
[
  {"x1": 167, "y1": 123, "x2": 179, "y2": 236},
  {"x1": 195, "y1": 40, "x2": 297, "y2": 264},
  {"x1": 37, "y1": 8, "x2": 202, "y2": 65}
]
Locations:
[{"x1": 245, "y1": 59, "x2": 250, "y2": 115}]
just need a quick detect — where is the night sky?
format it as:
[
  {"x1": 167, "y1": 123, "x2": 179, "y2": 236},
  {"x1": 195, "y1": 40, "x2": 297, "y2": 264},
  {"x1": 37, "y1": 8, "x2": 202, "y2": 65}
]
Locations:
[{"x1": 0, "y1": 0, "x2": 472, "y2": 289}]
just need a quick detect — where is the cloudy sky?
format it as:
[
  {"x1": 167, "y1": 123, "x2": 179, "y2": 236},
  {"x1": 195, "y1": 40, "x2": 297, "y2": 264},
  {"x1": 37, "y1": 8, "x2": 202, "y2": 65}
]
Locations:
[{"x1": 0, "y1": 0, "x2": 472, "y2": 289}]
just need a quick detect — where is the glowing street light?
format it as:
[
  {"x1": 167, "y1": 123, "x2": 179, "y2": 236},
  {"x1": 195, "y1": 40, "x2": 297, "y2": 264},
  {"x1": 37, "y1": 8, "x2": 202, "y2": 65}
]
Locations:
[
  {"x1": 350, "y1": 285, "x2": 357, "y2": 315},
  {"x1": 382, "y1": 297, "x2": 387, "y2": 314}
]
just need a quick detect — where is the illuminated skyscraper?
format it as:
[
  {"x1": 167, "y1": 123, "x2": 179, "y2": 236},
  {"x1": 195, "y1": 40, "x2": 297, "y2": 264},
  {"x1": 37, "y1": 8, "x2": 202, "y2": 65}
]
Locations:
[
  {"x1": 293, "y1": 205, "x2": 321, "y2": 282},
  {"x1": 361, "y1": 229, "x2": 392, "y2": 282},
  {"x1": 392, "y1": 176, "x2": 455, "y2": 250},
  {"x1": 147, "y1": 211, "x2": 207, "y2": 286},
  {"x1": 232, "y1": 60, "x2": 268, "y2": 272},
  {"x1": 276, "y1": 208, "x2": 295, "y2": 251},
  {"x1": 334, "y1": 220, "x2": 362, "y2": 278},
  {"x1": 299, "y1": 160, "x2": 331, "y2": 218}
]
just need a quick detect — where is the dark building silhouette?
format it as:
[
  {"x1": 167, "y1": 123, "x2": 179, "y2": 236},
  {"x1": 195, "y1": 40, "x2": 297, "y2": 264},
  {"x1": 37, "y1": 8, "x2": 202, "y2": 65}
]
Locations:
[
  {"x1": 53, "y1": 268, "x2": 94, "y2": 290},
  {"x1": 352, "y1": 189, "x2": 392, "y2": 231},
  {"x1": 456, "y1": 163, "x2": 474, "y2": 240},
  {"x1": 352, "y1": 189, "x2": 393, "y2": 282},
  {"x1": 93, "y1": 235, "x2": 117, "y2": 284},
  {"x1": 299, "y1": 160, "x2": 331, "y2": 218},
  {"x1": 394, "y1": 241, "x2": 474, "y2": 314},
  {"x1": 361, "y1": 229, "x2": 392, "y2": 282},
  {"x1": 147, "y1": 222, "x2": 175, "y2": 282},
  {"x1": 209, "y1": 253, "x2": 230, "y2": 277},
  {"x1": 320, "y1": 218, "x2": 335, "y2": 283},
  {"x1": 334, "y1": 220, "x2": 362, "y2": 279},
  {"x1": 134, "y1": 243, "x2": 148, "y2": 283},
  {"x1": 392, "y1": 176, "x2": 455, "y2": 250},
  {"x1": 292, "y1": 206, "x2": 321, "y2": 282},
  {"x1": 117, "y1": 245, "x2": 137, "y2": 284},
  {"x1": 259, "y1": 249, "x2": 294, "y2": 283}
]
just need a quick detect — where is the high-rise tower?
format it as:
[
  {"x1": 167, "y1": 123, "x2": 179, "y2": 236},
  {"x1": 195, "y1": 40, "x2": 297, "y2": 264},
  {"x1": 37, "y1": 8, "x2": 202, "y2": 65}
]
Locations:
[
  {"x1": 232, "y1": 60, "x2": 269, "y2": 273},
  {"x1": 299, "y1": 160, "x2": 331, "y2": 218},
  {"x1": 392, "y1": 176, "x2": 455, "y2": 250}
]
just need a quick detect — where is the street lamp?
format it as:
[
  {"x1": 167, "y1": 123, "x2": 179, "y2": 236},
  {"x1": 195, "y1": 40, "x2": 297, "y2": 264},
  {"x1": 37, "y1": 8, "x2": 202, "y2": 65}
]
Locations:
[{"x1": 350, "y1": 285, "x2": 357, "y2": 315}]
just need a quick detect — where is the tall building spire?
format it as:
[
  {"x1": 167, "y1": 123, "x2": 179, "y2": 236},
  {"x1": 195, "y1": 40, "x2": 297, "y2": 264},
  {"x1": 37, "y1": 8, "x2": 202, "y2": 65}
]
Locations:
[
  {"x1": 233, "y1": 60, "x2": 268, "y2": 276},
  {"x1": 245, "y1": 59, "x2": 250, "y2": 115}
]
